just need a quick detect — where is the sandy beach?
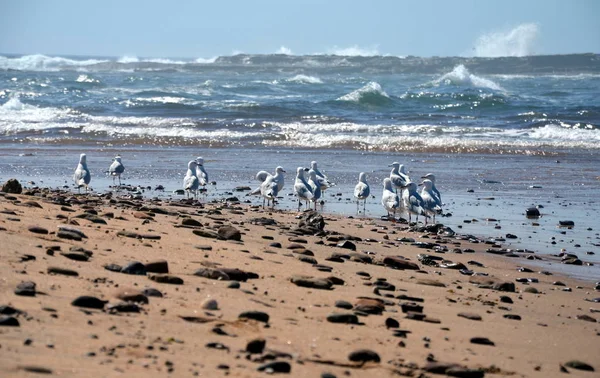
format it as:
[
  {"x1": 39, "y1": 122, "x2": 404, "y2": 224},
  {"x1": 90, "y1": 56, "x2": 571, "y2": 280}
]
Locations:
[{"x1": 1, "y1": 186, "x2": 599, "y2": 378}]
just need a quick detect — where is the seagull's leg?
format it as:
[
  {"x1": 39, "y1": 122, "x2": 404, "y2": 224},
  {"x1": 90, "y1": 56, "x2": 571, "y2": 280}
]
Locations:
[
  {"x1": 356, "y1": 200, "x2": 359, "y2": 213},
  {"x1": 363, "y1": 200, "x2": 366, "y2": 213},
  {"x1": 118, "y1": 175, "x2": 121, "y2": 186}
]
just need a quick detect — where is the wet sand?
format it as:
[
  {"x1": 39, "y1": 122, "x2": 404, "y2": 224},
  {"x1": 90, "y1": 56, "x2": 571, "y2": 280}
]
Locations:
[{"x1": 1, "y1": 188, "x2": 599, "y2": 377}]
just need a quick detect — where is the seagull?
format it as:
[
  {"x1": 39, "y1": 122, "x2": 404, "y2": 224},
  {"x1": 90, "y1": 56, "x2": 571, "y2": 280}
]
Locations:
[
  {"x1": 293, "y1": 167, "x2": 313, "y2": 211},
  {"x1": 183, "y1": 160, "x2": 200, "y2": 199},
  {"x1": 310, "y1": 161, "x2": 334, "y2": 191},
  {"x1": 421, "y1": 173, "x2": 442, "y2": 204},
  {"x1": 389, "y1": 162, "x2": 410, "y2": 194},
  {"x1": 195, "y1": 157, "x2": 209, "y2": 188},
  {"x1": 255, "y1": 166, "x2": 286, "y2": 193},
  {"x1": 108, "y1": 155, "x2": 124, "y2": 185},
  {"x1": 73, "y1": 153, "x2": 91, "y2": 193},
  {"x1": 307, "y1": 169, "x2": 322, "y2": 210},
  {"x1": 381, "y1": 178, "x2": 400, "y2": 220},
  {"x1": 354, "y1": 172, "x2": 370, "y2": 213},
  {"x1": 419, "y1": 179, "x2": 442, "y2": 224},
  {"x1": 402, "y1": 182, "x2": 429, "y2": 224},
  {"x1": 258, "y1": 173, "x2": 279, "y2": 208}
]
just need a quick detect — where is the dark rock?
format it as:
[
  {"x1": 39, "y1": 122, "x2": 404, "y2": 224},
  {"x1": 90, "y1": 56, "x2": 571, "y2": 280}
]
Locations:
[
  {"x1": 15, "y1": 281, "x2": 36, "y2": 296},
  {"x1": 195, "y1": 267, "x2": 253, "y2": 282},
  {"x1": 562, "y1": 258, "x2": 583, "y2": 265},
  {"x1": 142, "y1": 288, "x2": 163, "y2": 298},
  {"x1": 526, "y1": 207, "x2": 540, "y2": 218},
  {"x1": 458, "y1": 312, "x2": 482, "y2": 321},
  {"x1": 269, "y1": 242, "x2": 282, "y2": 248},
  {"x1": 524, "y1": 287, "x2": 539, "y2": 294},
  {"x1": 559, "y1": 220, "x2": 575, "y2": 227},
  {"x1": 385, "y1": 317, "x2": 400, "y2": 328},
  {"x1": 2, "y1": 179, "x2": 22, "y2": 194},
  {"x1": 104, "y1": 263, "x2": 122, "y2": 272},
  {"x1": 192, "y1": 229, "x2": 219, "y2": 239},
  {"x1": 121, "y1": 261, "x2": 147, "y2": 275},
  {"x1": 298, "y1": 211, "x2": 325, "y2": 233},
  {"x1": 18, "y1": 366, "x2": 53, "y2": 374},
  {"x1": 564, "y1": 360, "x2": 594, "y2": 371},
  {"x1": 337, "y1": 240, "x2": 356, "y2": 251},
  {"x1": 144, "y1": 259, "x2": 169, "y2": 273},
  {"x1": 107, "y1": 302, "x2": 141, "y2": 313},
  {"x1": 257, "y1": 361, "x2": 291, "y2": 373},
  {"x1": 57, "y1": 230, "x2": 82, "y2": 241},
  {"x1": 57, "y1": 226, "x2": 87, "y2": 239},
  {"x1": 382, "y1": 256, "x2": 419, "y2": 270},
  {"x1": 326, "y1": 312, "x2": 359, "y2": 324},
  {"x1": 354, "y1": 298, "x2": 384, "y2": 314},
  {"x1": 71, "y1": 296, "x2": 107, "y2": 309},
  {"x1": 499, "y1": 295, "x2": 513, "y2": 304},
  {"x1": 503, "y1": 314, "x2": 521, "y2": 320},
  {"x1": 493, "y1": 281, "x2": 516, "y2": 292},
  {"x1": 60, "y1": 251, "x2": 89, "y2": 262},
  {"x1": 239, "y1": 311, "x2": 270, "y2": 323},
  {"x1": 28, "y1": 226, "x2": 49, "y2": 234},
  {"x1": 227, "y1": 281, "x2": 240, "y2": 289},
  {"x1": 290, "y1": 275, "x2": 332, "y2": 290},
  {"x1": 47, "y1": 267, "x2": 79, "y2": 276},
  {"x1": 416, "y1": 279, "x2": 446, "y2": 287},
  {"x1": 446, "y1": 367, "x2": 485, "y2": 378},
  {"x1": 148, "y1": 273, "x2": 184, "y2": 285},
  {"x1": 348, "y1": 349, "x2": 380, "y2": 364},
  {"x1": 470, "y1": 337, "x2": 495, "y2": 346},
  {"x1": 576, "y1": 314, "x2": 596, "y2": 322},
  {"x1": 181, "y1": 217, "x2": 202, "y2": 227},
  {"x1": 115, "y1": 289, "x2": 149, "y2": 304},
  {"x1": 335, "y1": 300, "x2": 353, "y2": 310},
  {"x1": 246, "y1": 338, "x2": 266, "y2": 354},
  {"x1": 0, "y1": 305, "x2": 22, "y2": 315},
  {"x1": 0, "y1": 316, "x2": 20, "y2": 327},
  {"x1": 296, "y1": 255, "x2": 318, "y2": 264},
  {"x1": 400, "y1": 302, "x2": 423, "y2": 314},
  {"x1": 217, "y1": 225, "x2": 241, "y2": 241},
  {"x1": 326, "y1": 276, "x2": 345, "y2": 285}
]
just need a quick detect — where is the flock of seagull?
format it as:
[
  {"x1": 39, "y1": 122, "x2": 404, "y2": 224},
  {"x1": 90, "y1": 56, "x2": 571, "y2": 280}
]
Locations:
[{"x1": 72, "y1": 154, "x2": 443, "y2": 224}]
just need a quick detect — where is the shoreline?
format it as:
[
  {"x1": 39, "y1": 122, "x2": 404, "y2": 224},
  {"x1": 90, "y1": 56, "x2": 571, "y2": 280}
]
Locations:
[{"x1": 1, "y1": 188, "x2": 599, "y2": 377}]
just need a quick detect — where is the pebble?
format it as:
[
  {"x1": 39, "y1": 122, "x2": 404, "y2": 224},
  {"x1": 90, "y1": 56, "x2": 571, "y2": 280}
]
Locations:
[
  {"x1": 257, "y1": 361, "x2": 291, "y2": 373},
  {"x1": 385, "y1": 317, "x2": 399, "y2": 328},
  {"x1": 564, "y1": 360, "x2": 595, "y2": 372},
  {"x1": 457, "y1": 312, "x2": 482, "y2": 321},
  {"x1": 246, "y1": 338, "x2": 266, "y2": 354},
  {"x1": 14, "y1": 281, "x2": 36, "y2": 297},
  {"x1": 470, "y1": 337, "x2": 495, "y2": 346},
  {"x1": 335, "y1": 300, "x2": 353, "y2": 310},
  {"x1": 239, "y1": 311, "x2": 270, "y2": 323},
  {"x1": 142, "y1": 288, "x2": 163, "y2": 297},
  {"x1": 201, "y1": 299, "x2": 219, "y2": 310},
  {"x1": 148, "y1": 273, "x2": 184, "y2": 285},
  {"x1": 144, "y1": 259, "x2": 169, "y2": 274},
  {"x1": 348, "y1": 349, "x2": 380, "y2": 364},
  {"x1": 121, "y1": 261, "x2": 147, "y2": 275},
  {"x1": 503, "y1": 314, "x2": 521, "y2": 320},
  {"x1": 326, "y1": 312, "x2": 359, "y2": 324},
  {"x1": 47, "y1": 267, "x2": 79, "y2": 277},
  {"x1": 0, "y1": 316, "x2": 20, "y2": 327},
  {"x1": 28, "y1": 226, "x2": 49, "y2": 234},
  {"x1": 290, "y1": 275, "x2": 333, "y2": 290},
  {"x1": 71, "y1": 296, "x2": 107, "y2": 309},
  {"x1": 115, "y1": 289, "x2": 149, "y2": 304}
]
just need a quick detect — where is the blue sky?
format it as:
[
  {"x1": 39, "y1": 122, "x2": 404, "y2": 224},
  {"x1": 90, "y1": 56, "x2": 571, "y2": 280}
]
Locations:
[{"x1": 1, "y1": 0, "x2": 598, "y2": 58}]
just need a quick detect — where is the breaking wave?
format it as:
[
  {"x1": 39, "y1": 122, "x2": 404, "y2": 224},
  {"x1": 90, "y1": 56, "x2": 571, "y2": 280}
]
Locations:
[
  {"x1": 474, "y1": 23, "x2": 539, "y2": 57},
  {"x1": 432, "y1": 65, "x2": 504, "y2": 91},
  {"x1": 286, "y1": 74, "x2": 323, "y2": 84},
  {"x1": 337, "y1": 82, "x2": 391, "y2": 105}
]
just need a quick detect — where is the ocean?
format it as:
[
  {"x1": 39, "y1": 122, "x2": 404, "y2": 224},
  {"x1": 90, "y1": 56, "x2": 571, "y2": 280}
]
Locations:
[{"x1": 1, "y1": 53, "x2": 599, "y2": 280}]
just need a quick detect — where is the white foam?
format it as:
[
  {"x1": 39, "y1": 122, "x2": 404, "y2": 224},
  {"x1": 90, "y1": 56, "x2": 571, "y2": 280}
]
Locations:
[
  {"x1": 287, "y1": 74, "x2": 323, "y2": 84},
  {"x1": 433, "y1": 65, "x2": 503, "y2": 91},
  {"x1": 326, "y1": 45, "x2": 380, "y2": 56},
  {"x1": 195, "y1": 56, "x2": 218, "y2": 64},
  {"x1": 337, "y1": 82, "x2": 389, "y2": 102},
  {"x1": 75, "y1": 74, "x2": 100, "y2": 83},
  {"x1": 117, "y1": 55, "x2": 140, "y2": 63},
  {"x1": 0, "y1": 54, "x2": 107, "y2": 71},
  {"x1": 276, "y1": 46, "x2": 293, "y2": 55},
  {"x1": 473, "y1": 23, "x2": 539, "y2": 57}
]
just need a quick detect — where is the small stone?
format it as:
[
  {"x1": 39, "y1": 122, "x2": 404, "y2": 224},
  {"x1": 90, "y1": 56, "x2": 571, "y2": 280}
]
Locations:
[
  {"x1": 576, "y1": 314, "x2": 596, "y2": 323},
  {"x1": 181, "y1": 218, "x2": 202, "y2": 227},
  {"x1": 107, "y1": 302, "x2": 141, "y2": 313},
  {"x1": 28, "y1": 226, "x2": 49, "y2": 234},
  {"x1": 499, "y1": 295, "x2": 513, "y2": 304},
  {"x1": 121, "y1": 261, "x2": 147, "y2": 275},
  {"x1": 0, "y1": 316, "x2": 20, "y2": 327},
  {"x1": 354, "y1": 298, "x2": 384, "y2": 314},
  {"x1": 60, "y1": 251, "x2": 89, "y2": 262},
  {"x1": 246, "y1": 338, "x2": 266, "y2": 354},
  {"x1": 503, "y1": 314, "x2": 521, "y2": 320},
  {"x1": 104, "y1": 263, "x2": 122, "y2": 272},
  {"x1": 526, "y1": 207, "x2": 540, "y2": 218},
  {"x1": 334, "y1": 300, "x2": 353, "y2": 310},
  {"x1": 564, "y1": 360, "x2": 594, "y2": 371},
  {"x1": 142, "y1": 288, "x2": 163, "y2": 297},
  {"x1": 2, "y1": 178, "x2": 22, "y2": 193},
  {"x1": 257, "y1": 361, "x2": 291, "y2": 373},
  {"x1": 71, "y1": 296, "x2": 107, "y2": 309},
  {"x1": 201, "y1": 299, "x2": 219, "y2": 310},
  {"x1": 337, "y1": 240, "x2": 356, "y2": 251},
  {"x1": 239, "y1": 311, "x2": 269, "y2": 323},
  {"x1": 148, "y1": 273, "x2": 184, "y2": 285},
  {"x1": 382, "y1": 256, "x2": 419, "y2": 270},
  {"x1": 115, "y1": 289, "x2": 149, "y2": 304},
  {"x1": 47, "y1": 267, "x2": 79, "y2": 277},
  {"x1": 524, "y1": 287, "x2": 539, "y2": 294},
  {"x1": 227, "y1": 281, "x2": 240, "y2": 289},
  {"x1": 385, "y1": 317, "x2": 399, "y2": 328},
  {"x1": 15, "y1": 281, "x2": 36, "y2": 297},
  {"x1": 290, "y1": 275, "x2": 332, "y2": 290},
  {"x1": 457, "y1": 312, "x2": 482, "y2": 321},
  {"x1": 348, "y1": 349, "x2": 380, "y2": 364},
  {"x1": 470, "y1": 337, "x2": 495, "y2": 346},
  {"x1": 217, "y1": 225, "x2": 241, "y2": 241},
  {"x1": 326, "y1": 313, "x2": 359, "y2": 324}
]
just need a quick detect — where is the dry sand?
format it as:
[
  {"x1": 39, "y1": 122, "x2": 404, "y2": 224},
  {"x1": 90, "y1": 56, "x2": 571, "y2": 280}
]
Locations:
[{"x1": 1, "y1": 188, "x2": 599, "y2": 378}]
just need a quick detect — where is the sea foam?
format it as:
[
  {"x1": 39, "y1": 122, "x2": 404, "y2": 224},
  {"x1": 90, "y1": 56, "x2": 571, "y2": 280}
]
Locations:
[
  {"x1": 433, "y1": 65, "x2": 503, "y2": 91},
  {"x1": 337, "y1": 82, "x2": 390, "y2": 104}
]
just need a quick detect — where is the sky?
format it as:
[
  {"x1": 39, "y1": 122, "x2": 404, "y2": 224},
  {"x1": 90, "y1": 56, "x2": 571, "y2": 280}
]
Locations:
[{"x1": 0, "y1": 0, "x2": 598, "y2": 58}]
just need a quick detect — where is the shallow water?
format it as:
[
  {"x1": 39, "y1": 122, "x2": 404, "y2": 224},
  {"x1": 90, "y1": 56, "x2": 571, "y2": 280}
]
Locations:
[{"x1": 1, "y1": 145, "x2": 598, "y2": 281}]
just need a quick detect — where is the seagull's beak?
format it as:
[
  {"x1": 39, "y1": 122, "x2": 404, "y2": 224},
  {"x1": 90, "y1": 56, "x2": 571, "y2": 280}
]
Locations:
[
  {"x1": 387, "y1": 164, "x2": 393, "y2": 167},
  {"x1": 303, "y1": 168, "x2": 309, "y2": 172},
  {"x1": 418, "y1": 182, "x2": 424, "y2": 186},
  {"x1": 282, "y1": 169, "x2": 286, "y2": 173}
]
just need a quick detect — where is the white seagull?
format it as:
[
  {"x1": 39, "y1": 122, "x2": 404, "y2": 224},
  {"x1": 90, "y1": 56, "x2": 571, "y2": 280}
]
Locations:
[
  {"x1": 419, "y1": 179, "x2": 442, "y2": 224},
  {"x1": 73, "y1": 153, "x2": 91, "y2": 193},
  {"x1": 402, "y1": 182, "x2": 429, "y2": 224},
  {"x1": 108, "y1": 155, "x2": 124, "y2": 185},
  {"x1": 381, "y1": 178, "x2": 401, "y2": 220},
  {"x1": 183, "y1": 160, "x2": 200, "y2": 199},
  {"x1": 307, "y1": 169, "x2": 322, "y2": 210},
  {"x1": 421, "y1": 173, "x2": 442, "y2": 204},
  {"x1": 293, "y1": 167, "x2": 313, "y2": 211},
  {"x1": 195, "y1": 157, "x2": 209, "y2": 188},
  {"x1": 310, "y1": 161, "x2": 334, "y2": 191},
  {"x1": 354, "y1": 172, "x2": 370, "y2": 213},
  {"x1": 258, "y1": 173, "x2": 280, "y2": 208},
  {"x1": 389, "y1": 162, "x2": 410, "y2": 194},
  {"x1": 254, "y1": 166, "x2": 286, "y2": 193}
]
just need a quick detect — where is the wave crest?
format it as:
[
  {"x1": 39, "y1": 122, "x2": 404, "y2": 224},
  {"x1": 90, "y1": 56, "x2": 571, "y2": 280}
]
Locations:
[
  {"x1": 337, "y1": 82, "x2": 390, "y2": 105},
  {"x1": 433, "y1": 65, "x2": 503, "y2": 91},
  {"x1": 287, "y1": 74, "x2": 323, "y2": 84},
  {"x1": 474, "y1": 23, "x2": 539, "y2": 57},
  {"x1": 0, "y1": 54, "x2": 108, "y2": 71}
]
